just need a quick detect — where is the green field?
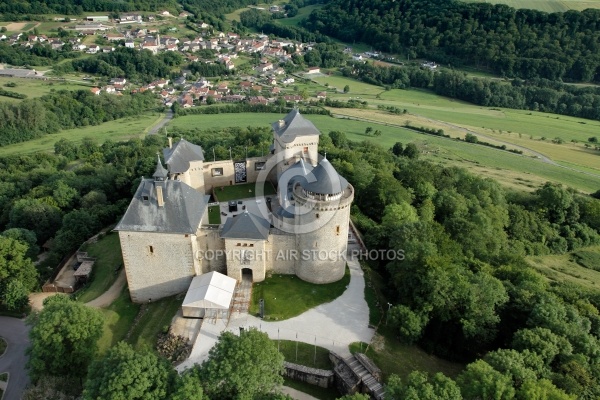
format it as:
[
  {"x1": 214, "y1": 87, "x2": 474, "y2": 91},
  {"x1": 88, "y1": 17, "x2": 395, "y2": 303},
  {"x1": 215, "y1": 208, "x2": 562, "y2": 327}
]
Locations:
[
  {"x1": 97, "y1": 287, "x2": 140, "y2": 355},
  {"x1": 0, "y1": 77, "x2": 93, "y2": 100},
  {"x1": 76, "y1": 232, "x2": 122, "y2": 304},
  {"x1": 0, "y1": 112, "x2": 162, "y2": 157},
  {"x1": 127, "y1": 294, "x2": 182, "y2": 351},
  {"x1": 527, "y1": 247, "x2": 600, "y2": 290},
  {"x1": 168, "y1": 112, "x2": 600, "y2": 193},
  {"x1": 276, "y1": 4, "x2": 324, "y2": 27},
  {"x1": 461, "y1": 0, "x2": 600, "y2": 12}
]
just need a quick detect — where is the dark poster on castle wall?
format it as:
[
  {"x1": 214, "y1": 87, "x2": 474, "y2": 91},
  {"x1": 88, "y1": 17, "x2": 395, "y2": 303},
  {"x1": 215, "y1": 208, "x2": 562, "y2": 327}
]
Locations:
[{"x1": 234, "y1": 161, "x2": 247, "y2": 183}]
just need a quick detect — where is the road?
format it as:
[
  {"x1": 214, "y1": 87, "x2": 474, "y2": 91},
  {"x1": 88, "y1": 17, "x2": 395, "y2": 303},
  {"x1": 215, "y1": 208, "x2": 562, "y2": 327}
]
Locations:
[
  {"x1": 0, "y1": 317, "x2": 30, "y2": 400},
  {"x1": 147, "y1": 109, "x2": 174, "y2": 135}
]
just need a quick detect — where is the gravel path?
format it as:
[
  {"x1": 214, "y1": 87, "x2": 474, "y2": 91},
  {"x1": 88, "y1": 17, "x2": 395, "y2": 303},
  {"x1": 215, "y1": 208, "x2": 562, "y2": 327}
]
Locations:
[{"x1": 86, "y1": 269, "x2": 126, "y2": 308}]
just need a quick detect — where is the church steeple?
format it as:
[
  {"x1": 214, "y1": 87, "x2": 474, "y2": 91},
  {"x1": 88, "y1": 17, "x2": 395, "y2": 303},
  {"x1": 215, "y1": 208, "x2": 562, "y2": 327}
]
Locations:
[{"x1": 153, "y1": 154, "x2": 169, "y2": 181}]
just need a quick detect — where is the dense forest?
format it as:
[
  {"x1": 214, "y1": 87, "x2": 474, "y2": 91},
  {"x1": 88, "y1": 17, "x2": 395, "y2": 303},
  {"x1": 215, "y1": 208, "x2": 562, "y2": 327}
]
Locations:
[
  {"x1": 0, "y1": 42, "x2": 81, "y2": 67},
  {"x1": 318, "y1": 134, "x2": 600, "y2": 398},
  {"x1": 303, "y1": 0, "x2": 600, "y2": 82},
  {"x1": 344, "y1": 62, "x2": 600, "y2": 120},
  {"x1": 0, "y1": 90, "x2": 156, "y2": 146}
]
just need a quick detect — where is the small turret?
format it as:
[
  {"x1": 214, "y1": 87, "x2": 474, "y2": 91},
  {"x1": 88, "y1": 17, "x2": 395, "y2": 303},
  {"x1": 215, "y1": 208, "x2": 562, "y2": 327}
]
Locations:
[{"x1": 153, "y1": 155, "x2": 169, "y2": 181}]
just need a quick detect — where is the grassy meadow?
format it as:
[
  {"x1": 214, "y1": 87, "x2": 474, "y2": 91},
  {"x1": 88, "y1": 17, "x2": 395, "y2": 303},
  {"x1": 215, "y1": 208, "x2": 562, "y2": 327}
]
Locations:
[
  {"x1": 0, "y1": 77, "x2": 93, "y2": 100},
  {"x1": 0, "y1": 112, "x2": 163, "y2": 157},
  {"x1": 527, "y1": 246, "x2": 600, "y2": 291},
  {"x1": 168, "y1": 111, "x2": 600, "y2": 193},
  {"x1": 76, "y1": 232, "x2": 122, "y2": 304}
]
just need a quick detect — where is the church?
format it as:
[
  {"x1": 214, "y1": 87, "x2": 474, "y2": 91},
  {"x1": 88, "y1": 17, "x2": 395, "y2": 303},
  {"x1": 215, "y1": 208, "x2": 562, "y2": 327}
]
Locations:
[{"x1": 114, "y1": 109, "x2": 354, "y2": 303}]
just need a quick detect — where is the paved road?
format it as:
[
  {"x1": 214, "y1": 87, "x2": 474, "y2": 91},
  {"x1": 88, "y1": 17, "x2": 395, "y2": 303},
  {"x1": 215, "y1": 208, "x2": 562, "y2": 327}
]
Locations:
[
  {"x1": 0, "y1": 317, "x2": 30, "y2": 400},
  {"x1": 147, "y1": 110, "x2": 174, "y2": 136}
]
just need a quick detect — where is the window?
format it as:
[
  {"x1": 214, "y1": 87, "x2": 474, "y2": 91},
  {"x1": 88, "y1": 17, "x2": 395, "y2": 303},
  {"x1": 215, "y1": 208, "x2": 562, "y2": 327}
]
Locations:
[
  {"x1": 316, "y1": 213, "x2": 320, "y2": 219},
  {"x1": 303, "y1": 146, "x2": 308, "y2": 154},
  {"x1": 142, "y1": 195, "x2": 149, "y2": 201},
  {"x1": 149, "y1": 245, "x2": 154, "y2": 254},
  {"x1": 211, "y1": 168, "x2": 224, "y2": 176},
  {"x1": 336, "y1": 225, "x2": 340, "y2": 235}
]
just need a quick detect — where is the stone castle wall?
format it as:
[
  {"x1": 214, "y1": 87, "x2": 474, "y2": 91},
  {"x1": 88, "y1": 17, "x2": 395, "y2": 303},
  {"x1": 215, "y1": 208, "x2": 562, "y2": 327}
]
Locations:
[
  {"x1": 201, "y1": 156, "x2": 269, "y2": 192},
  {"x1": 224, "y1": 238, "x2": 266, "y2": 281},
  {"x1": 197, "y1": 228, "x2": 226, "y2": 274},
  {"x1": 119, "y1": 231, "x2": 196, "y2": 303},
  {"x1": 294, "y1": 187, "x2": 354, "y2": 284},
  {"x1": 268, "y1": 232, "x2": 297, "y2": 275}
]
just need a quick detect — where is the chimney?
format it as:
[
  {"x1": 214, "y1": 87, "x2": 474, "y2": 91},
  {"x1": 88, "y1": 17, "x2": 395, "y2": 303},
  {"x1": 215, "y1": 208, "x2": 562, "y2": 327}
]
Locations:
[
  {"x1": 156, "y1": 185, "x2": 164, "y2": 207},
  {"x1": 278, "y1": 119, "x2": 285, "y2": 128},
  {"x1": 168, "y1": 137, "x2": 173, "y2": 148}
]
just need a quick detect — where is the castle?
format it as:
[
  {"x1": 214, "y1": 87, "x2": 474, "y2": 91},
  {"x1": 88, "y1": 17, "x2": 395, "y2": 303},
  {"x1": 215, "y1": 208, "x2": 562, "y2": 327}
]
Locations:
[{"x1": 114, "y1": 109, "x2": 354, "y2": 303}]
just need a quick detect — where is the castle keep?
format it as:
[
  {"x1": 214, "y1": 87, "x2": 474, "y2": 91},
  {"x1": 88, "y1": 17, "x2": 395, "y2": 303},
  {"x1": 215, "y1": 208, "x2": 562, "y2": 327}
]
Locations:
[{"x1": 115, "y1": 110, "x2": 354, "y2": 303}]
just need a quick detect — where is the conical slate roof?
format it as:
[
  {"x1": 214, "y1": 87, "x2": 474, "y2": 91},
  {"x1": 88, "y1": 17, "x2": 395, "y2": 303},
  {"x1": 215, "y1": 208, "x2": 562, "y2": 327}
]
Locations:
[
  {"x1": 280, "y1": 158, "x2": 314, "y2": 187},
  {"x1": 162, "y1": 138, "x2": 205, "y2": 173},
  {"x1": 153, "y1": 155, "x2": 169, "y2": 179},
  {"x1": 271, "y1": 109, "x2": 321, "y2": 144},
  {"x1": 220, "y1": 210, "x2": 270, "y2": 240},
  {"x1": 301, "y1": 157, "x2": 349, "y2": 195}
]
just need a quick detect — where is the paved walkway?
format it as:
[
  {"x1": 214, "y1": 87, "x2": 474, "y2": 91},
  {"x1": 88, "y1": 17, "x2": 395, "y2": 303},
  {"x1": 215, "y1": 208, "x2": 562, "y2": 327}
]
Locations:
[
  {"x1": 0, "y1": 317, "x2": 30, "y2": 400},
  {"x1": 177, "y1": 256, "x2": 374, "y2": 371}
]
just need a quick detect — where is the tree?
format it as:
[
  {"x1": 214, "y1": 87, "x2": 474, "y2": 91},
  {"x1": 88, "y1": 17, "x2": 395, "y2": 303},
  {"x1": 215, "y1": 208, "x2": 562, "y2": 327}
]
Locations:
[
  {"x1": 8, "y1": 198, "x2": 62, "y2": 244},
  {"x1": 343, "y1": 84, "x2": 350, "y2": 93},
  {"x1": 392, "y1": 142, "x2": 404, "y2": 157},
  {"x1": 171, "y1": 371, "x2": 204, "y2": 400},
  {"x1": 27, "y1": 295, "x2": 104, "y2": 381},
  {"x1": 1, "y1": 228, "x2": 39, "y2": 259},
  {"x1": 516, "y1": 379, "x2": 575, "y2": 400},
  {"x1": 198, "y1": 328, "x2": 285, "y2": 399},
  {"x1": 385, "y1": 371, "x2": 462, "y2": 400},
  {"x1": 388, "y1": 305, "x2": 429, "y2": 344},
  {"x1": 338, "y1": 394, "x2": 370, "y2": 400},
  {"x1": 457, "y1": 360, "x2": 515, "y2": 400},
  {"x1": 465, "y1": 133, "x2": 478, "y2": 143},
  {"x1": 83, "y1": 342, "x2": 174, "y2": 400},
  {"x1": 403, "y1": 143, "x2": 419, "y2": 159},
  {"x1": 0, "y1": 236, "x2": 38, "y2": 306},
  {"x1": 2, "y1": 279, "x2": 30, "y2": 311},
  {"x1": 365, "y1": 127, "x2": 373, "y2": 135},
  {"x1": 329, "y1": 130, "x2": 349, "y2": 148}
]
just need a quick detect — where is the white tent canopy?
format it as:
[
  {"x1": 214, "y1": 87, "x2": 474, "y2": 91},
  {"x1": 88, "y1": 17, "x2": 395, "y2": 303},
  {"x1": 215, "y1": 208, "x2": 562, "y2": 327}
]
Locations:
[{"x1": 182, "y1": 271, "x2": 236, "y2": 318}]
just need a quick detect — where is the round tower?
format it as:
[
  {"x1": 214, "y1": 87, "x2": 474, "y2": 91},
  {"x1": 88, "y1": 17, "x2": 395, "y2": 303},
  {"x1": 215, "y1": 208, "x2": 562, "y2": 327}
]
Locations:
[{"x1": 293, "y1": 157, "x2": 354, "y2": 284}]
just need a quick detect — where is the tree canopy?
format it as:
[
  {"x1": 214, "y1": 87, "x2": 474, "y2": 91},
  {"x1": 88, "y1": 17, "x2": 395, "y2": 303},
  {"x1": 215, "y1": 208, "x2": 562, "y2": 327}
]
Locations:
[{"x1": 26, "y1": 295, "x2": 104, "y2": 381}]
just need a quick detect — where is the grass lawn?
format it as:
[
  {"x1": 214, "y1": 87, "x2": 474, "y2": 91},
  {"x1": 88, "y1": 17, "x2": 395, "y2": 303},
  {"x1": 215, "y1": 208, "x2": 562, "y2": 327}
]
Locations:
[
  {"x1": 283, "y1": 377, "x2": 341, "y2": 400},
  {"x1": 351, "y1": 327, "x2": 465, "y2": 382},
  {"x1": 276, "y1": 340, "x2": 332, "y2": 369},
  {"x1": 250, "y1": 268, "x2": 351, "y2": 320},
  {"x1": 97, "y1": 287, "x2": 141, "y2": 355},
  {"x1": 208, "y1": 205, "x2": 221, "y2": 224},
  {"x1": 0, "y1": 338, "x2": 6, "y2": 356},
  {"x1": 76, "y1": 232, "x2": 123, "y2": 303},
  {"x1": 527, "y1": 246, "x2": 600, "y2": 291},
  {"x1": 0, "y1": 372, "x2": 7, "y2": 382},
  {"x1": 128, "y1": 294, "x2": 183, "y2": 351},
  {"x1": 213, "y1": 181, "x2": 276, "y2": 202},
  {"x1": 0, "y1": 112, "x2": 162, "y2": 157},
  {"x1": 0, "y1": 77, "x2": 92, "y2": 100}
]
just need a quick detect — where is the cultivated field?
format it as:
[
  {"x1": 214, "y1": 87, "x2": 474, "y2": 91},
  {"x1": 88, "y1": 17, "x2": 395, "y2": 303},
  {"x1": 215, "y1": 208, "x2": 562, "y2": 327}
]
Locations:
[{"x1": 461, "y1": 0, "x2": 600, "y2": 12}]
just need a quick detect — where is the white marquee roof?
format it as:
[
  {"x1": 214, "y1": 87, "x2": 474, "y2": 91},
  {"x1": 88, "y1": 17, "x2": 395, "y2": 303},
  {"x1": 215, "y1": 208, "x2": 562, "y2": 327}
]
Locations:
[{"x1": 182, "y1": 271, "x2": 237, "y2": 310}]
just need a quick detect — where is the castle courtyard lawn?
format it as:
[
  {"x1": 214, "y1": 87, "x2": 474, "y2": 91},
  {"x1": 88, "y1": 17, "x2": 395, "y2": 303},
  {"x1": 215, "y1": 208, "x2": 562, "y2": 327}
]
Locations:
[
  {"x1": 212, "y1": 181, "x2": 276, "y2": 202},
  {"x1": 76, "y1": 232, "x2": 123, "y2": 304},
  {"x1": 208, "y1": 205, "x2": 221, "y2": 224},
  {"x1": 250, "y1": 267, "x2": 351, "y2": 320},
  {"x1": 283, "y1": 377, "x2": 341, "y2": 400}
]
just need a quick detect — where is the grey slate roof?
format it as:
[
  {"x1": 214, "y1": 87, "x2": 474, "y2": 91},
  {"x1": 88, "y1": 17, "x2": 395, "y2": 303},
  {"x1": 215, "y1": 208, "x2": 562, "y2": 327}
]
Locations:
[
  {"x1": 163, "y1": 139, "x2": 205, "y2": 173},
  {"x1": 279, "y1": 158, "x2": 314, "y2": 188},
  {"x1": 220, "y1": 210, "x2": 270, "y2": 240},
  {"x1": 153, "y1": 155, "x2": 169, "y2": 179},
  {"x1": 302, "y1": 157, "x2": 349, "y2": 195},
  {"x1": 271, "y1": 109, "x2": 321, "y2": 144},
  {"x1": 114, "y1": 179, "x2": 209, "y2": 234}
]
